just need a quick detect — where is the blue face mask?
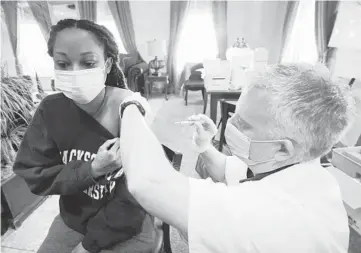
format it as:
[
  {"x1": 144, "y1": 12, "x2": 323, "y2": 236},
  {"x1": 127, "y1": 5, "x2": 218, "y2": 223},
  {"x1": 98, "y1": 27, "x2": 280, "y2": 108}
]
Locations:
[{"x1": 224, "y1": 122, "x2": 285, "y2": 167}]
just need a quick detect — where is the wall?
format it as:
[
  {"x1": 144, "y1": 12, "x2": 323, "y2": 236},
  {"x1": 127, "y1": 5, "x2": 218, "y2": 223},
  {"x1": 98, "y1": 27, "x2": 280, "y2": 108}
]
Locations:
[
  {"x1": 130, "y1": 1, "x2": 170, "y2": 63},
  {"x1": 227, "y1": 1, "x2": 289, "y2": 63},
  {"x1": 329, "y1": 49, "x2": 361, "y2": 146},
  {"x1": 328, "y1": 1, "x2": 361, "y2": 146}
]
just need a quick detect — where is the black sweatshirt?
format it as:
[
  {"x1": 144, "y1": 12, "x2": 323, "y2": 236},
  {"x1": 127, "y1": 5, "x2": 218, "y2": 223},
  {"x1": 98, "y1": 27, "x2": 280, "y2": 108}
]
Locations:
[{"x1": 13, "y1": 93, "x2": 146, "y2": 253}]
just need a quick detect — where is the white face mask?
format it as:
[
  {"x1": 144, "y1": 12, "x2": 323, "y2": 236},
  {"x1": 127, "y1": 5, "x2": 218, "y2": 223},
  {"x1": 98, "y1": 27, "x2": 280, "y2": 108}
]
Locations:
[
  {"x1": 54, "y1": 64, "x2": 107, "y2": 104},
  {"x1": 225, "y1": 121, "x2": 285, "y2": 168}
]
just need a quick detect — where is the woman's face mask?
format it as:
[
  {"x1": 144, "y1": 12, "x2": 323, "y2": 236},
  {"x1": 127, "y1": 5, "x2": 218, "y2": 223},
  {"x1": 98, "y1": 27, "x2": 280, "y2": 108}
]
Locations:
[
  {"x1": 54, "y1": 62, "x2": 108, "y2": 104},
  {"x1": 225, "y1": 121, "x2": 286, "y2": 169}
]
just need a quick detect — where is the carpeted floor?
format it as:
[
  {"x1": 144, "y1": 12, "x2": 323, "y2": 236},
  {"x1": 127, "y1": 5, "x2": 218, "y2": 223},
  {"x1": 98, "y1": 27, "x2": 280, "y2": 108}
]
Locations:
[
  {"x1": 150, "y1": 91, "x2": 213, "y2": 178},
  {"x1": 150, "y1": 91, "x2": 209, "y2": 253}
]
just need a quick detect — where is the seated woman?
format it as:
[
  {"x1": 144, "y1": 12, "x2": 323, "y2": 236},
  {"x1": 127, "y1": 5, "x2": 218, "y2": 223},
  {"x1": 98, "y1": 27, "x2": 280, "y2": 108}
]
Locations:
[{"x1": 13, "y1": 19, "x2": 155, "y2": 253}]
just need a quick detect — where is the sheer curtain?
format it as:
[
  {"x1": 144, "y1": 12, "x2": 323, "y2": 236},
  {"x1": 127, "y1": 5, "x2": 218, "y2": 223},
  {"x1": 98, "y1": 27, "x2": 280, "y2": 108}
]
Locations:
[
  {"x1": 1, "y1": 1, "x2": 23, "y2": 75},
  {"x1": 282, "y1": 0, "x2": 318, "y2": 64},
  {"x1": 108, "y1": 0, "x2": 139, "y2": 57},
  {"x1": 315, "y1": 0, "x2": 340, "y2": 64},
  {"x1": 78, "y1": 0, "x2": 97, "y2": 21},
  {"x1": 278, "y1": 1, "x2": 299, "y2": 62},
  {"x1": 97, "y1": 1, "x2": 126, "y2": 54},
  {"x1": 28, "y1": 1, "x2": 53, "y2": 40},
  {"x1": 167, "y1": 0, "x2": 191, "y2": 93},
  {"x1": 176, "y1": 1, "x2": 218, "y2": 75},
  {"x1": 212, "y1": 0, "x2": 227, "y2": 60},
  {"x1": 18, "y1": 2, "x2": 53, "y2": 77}
]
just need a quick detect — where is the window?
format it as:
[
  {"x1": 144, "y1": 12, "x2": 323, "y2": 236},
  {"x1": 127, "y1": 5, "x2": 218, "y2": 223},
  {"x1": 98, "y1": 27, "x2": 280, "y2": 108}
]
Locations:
[
  {"x1": 18, "y1": 2, "x2": 80, "y2": 77},
  {"x1": 18, "y1": 1, "x2": 126, "y2": 77},
  {"x1": 97, "y1": 2, "x2": 127, "y2": 54},
  {"x1": 50, "y1": 2, "x2": 78, "y2": 24},
  {"x1": 282, "y1": 0, "x2": 318, "y2": 64},
  {"x1": 176, "y1": 2, "x2": 218, "y2": 73},
  {"x1": 18, "y1": 2, "x2": 54, "y2": 77}
]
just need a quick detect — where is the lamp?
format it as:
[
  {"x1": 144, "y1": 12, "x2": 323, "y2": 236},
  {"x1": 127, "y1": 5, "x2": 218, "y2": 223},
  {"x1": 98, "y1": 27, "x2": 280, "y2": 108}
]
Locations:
[
  {"x1": 226, "y1": 37, "x2": 254, "y2": 70},
  {"x1": 147, "y1": 39, "x2": 167, "y2": 76},
  {"x1": 226, "y1": 37, "x2": 249, "y2": 61}
]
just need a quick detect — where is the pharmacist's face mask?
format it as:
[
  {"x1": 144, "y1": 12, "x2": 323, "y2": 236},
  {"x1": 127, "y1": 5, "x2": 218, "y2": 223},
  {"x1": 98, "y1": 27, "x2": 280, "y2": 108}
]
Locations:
[
  {"x1": 54, "y1": 61, "x2": 108, "y2": 104},
  {"x1": 225, "y1": 121, "x2": 287, "y2": 169}
]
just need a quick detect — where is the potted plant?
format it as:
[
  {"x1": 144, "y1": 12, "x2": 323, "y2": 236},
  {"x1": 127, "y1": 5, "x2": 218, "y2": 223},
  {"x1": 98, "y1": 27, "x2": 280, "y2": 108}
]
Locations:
[{"x1": 1, "y1": 67, "x2": 47, "y2": 233}]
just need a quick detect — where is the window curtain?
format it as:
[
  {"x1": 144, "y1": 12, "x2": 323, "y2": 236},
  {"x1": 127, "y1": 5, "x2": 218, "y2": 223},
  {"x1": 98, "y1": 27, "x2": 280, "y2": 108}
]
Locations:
[
  {"x1": 279, "y1": 1, "x2": 300, "y2": 62},
  {"x1": 1, "y1": 1, "x2": 23, "y2": 75},
  {"x1": 28, "y1": 1, "x2": 52, "y2": 40},
  {"x1": 315, "y1": 0, "x2": 339, "y2": 64},
  {"x1": 108, "y1": 0, "x2": 140, "y2": 58},
  {"x1": 167, "y1": 0, "x2": 191, "y2": 93},
  {"x1": 78, "y1": 0, "x2": 97, "y2": 22},
  {"x1": 212, "y1": 0, "x2": 227, "y2": 60}
]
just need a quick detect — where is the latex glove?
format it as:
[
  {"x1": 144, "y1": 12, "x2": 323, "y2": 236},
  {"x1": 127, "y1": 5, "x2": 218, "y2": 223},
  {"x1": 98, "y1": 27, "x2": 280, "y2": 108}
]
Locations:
[
  {"x1": 119, "y1": 92, "x2": 154, "y2": 125},
  {"x1": 71, "y1": 243, "x2": 90, "y2": 253},
  {"x1": 188, "y1": 114, "x2": 218, "y2": 153}
]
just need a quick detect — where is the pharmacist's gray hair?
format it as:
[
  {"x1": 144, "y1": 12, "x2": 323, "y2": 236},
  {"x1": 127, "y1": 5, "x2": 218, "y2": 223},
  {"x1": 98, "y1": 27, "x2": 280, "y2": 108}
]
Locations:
[{"x1": 244, "y1": 63, "x2": 355, "y2": 160}]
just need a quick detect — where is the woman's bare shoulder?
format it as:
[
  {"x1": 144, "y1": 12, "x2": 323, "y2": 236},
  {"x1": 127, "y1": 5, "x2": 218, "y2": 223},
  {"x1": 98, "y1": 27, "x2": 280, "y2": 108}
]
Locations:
[{"x1": 106, "y1": 86, "x2": 134, "y2": 105}]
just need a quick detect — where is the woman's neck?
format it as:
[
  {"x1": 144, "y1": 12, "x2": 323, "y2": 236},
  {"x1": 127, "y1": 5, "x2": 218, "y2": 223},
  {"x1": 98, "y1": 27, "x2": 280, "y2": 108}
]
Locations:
[{"x1": 76, "y1": 88, "x2": 106, "y2": 116}]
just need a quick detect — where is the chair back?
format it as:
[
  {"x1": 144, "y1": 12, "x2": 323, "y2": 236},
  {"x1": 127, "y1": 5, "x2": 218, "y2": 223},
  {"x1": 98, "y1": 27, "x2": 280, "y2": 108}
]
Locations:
[
  {"x1": 119, "y1": 53, "x2": 142, "y2": 74},
  {"x1": 162, "y1": 145, "x2": 182, "y2": 172},
  {"x1": 218, "y1": 100, "x2": 237, "y2": 151},
  {"x1": 188, "y1": 63, "x2": 204, "y2": 81}
]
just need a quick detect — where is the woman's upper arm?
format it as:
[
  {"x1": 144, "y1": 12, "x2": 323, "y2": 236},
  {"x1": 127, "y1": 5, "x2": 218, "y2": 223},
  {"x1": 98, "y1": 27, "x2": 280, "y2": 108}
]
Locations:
[{"x1": 108, "y1": 88, "x2": 133, "y2": 137}]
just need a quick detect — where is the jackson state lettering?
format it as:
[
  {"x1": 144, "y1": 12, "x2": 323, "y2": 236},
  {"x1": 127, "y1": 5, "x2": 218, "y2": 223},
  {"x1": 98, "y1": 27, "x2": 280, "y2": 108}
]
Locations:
[{"x1": 60, "y1": 149, "x2": 120, "y2": 200}]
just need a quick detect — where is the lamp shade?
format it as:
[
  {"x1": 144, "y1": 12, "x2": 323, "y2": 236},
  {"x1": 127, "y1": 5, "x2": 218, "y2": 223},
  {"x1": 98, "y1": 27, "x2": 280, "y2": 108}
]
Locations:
[{"x1": 147, "y1": 39, "x2": 167, "y2": 58}]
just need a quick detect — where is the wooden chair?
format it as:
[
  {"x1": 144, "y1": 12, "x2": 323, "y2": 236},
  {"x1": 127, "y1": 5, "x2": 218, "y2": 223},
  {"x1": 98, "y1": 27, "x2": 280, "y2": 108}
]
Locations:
[
  {"x1": 183, "y1": 63, "x2": 207, "y2": 113},
  {"x1": 218, "y1": 99, "x2": 237, "y2": 152},
  {"x1": 153, "y1": 145, "x2": 183, "y2": 253}
]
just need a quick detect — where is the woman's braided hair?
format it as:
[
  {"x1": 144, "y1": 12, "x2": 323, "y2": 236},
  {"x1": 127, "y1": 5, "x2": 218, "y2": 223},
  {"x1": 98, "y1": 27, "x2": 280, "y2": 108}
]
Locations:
[{"x1": 47, "y1": 19, "x2": 127, "y2": 89}]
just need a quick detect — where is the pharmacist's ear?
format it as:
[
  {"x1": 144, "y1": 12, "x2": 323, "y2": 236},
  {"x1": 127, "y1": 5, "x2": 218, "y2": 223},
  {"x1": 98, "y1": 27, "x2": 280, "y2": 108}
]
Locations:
[{"x1": 274, "y1": 139, "x2": 295, "y2": 162}]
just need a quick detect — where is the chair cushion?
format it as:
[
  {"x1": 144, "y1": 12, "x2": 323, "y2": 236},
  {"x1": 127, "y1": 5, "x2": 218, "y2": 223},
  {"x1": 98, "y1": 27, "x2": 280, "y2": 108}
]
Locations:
[
  {"x1": 184, "y1": 80, "x2": 204, "y2": 89},
  {"x1": 185, "y1": 79, "x2": 204, "y2": 85}
]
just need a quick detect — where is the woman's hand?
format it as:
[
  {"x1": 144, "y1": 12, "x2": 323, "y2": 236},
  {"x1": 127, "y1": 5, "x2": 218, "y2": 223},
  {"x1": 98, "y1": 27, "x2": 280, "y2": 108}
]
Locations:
[
  {"x1": 71, "y1": 243, "x2": 90, "y2": 253},
  {"x1": 91, "y1": 138, "x2": 122, "y2": 178},
  {"x1": 188, "y1": 114, "x2": 218, "y2": 153}
]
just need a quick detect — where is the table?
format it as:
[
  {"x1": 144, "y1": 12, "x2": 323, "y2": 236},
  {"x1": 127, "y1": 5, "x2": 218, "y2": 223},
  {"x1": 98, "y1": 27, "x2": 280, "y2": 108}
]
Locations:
[
  {"x1": 144, "y1": 73, "x2": 169, "y2": 100},
  {"x1": 206, "y1": 89, "x2": 242, "y2": 123}
]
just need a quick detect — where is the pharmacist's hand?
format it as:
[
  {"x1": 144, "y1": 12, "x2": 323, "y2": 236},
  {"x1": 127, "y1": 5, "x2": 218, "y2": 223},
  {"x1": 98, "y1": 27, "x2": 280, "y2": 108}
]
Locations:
[
  {"x1": 91, "y1": 138, "x2": 122, "y2": 178},
  {"x1": 71, "y1": 243, "x2": 90, "y2": 253},
  {"x1": 188, "y1": 114, "x2": 218, "y2": 153},
  {"x1": 119, "y1": 92, "x2": 154, "y2": 125}
]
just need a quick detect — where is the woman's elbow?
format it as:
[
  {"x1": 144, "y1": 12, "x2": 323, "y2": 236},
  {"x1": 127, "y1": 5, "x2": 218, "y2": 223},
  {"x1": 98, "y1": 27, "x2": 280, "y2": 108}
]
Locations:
[
  {"x1": 127, "y1": 174, "x2": 161, "y2": 207},
  {"x1": 24, "y1": 180, "x2": 52, "y2": 196},
  {"x1": 127, "y1": 176, "x2": 148, "y2": 200}
]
